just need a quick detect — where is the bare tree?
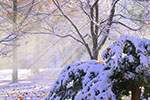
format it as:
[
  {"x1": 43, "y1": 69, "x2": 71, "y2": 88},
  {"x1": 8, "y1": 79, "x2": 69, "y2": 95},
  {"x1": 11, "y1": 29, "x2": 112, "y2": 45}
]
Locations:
[
  {"x1": 49, "y1": 0, "x2": 149, "y2": 60},
  {"x1": 12, "y1": 0, "x2": 18, "y2": 83},
  {"x1": 0, "y1": 0, "x2": 36, "y2": 83},
  {"x1": 19, "y1": 0, "x2": 150, "y2": 61}
]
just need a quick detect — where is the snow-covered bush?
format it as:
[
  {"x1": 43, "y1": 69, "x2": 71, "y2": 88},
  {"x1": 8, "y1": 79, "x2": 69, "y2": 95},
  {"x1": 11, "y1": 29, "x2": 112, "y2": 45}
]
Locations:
[
  {"x1": 102, "y1": 35, "x2": 150, "y2": 100},
  {"x1": 46, "y1": 35, "x2": 150, "y2": 100},
  {"x1": 46, "y1": 60, "x2": 116, "y2": 100}
]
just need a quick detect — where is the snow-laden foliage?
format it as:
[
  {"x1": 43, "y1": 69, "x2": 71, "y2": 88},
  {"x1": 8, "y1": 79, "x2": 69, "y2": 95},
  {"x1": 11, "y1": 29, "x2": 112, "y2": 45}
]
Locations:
[
  {"x1": 46, "y1": 60, "x2": 115, "y2": 100},
  {"x1": 102, "y1": 35, "x2": 150, "y2": 99},
  {"x1": 47, "y1": 35, "x2": 150, "y2": 100}
]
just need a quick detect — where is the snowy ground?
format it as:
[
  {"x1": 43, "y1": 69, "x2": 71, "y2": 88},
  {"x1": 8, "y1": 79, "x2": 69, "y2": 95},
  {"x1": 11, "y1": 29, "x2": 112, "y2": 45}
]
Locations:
[
  {"x1": 0, "y1": 68, "x2": 136, "y2": 100},
  {"x1": 0, "y1": 68, "x2": 62, "y2": 100}
]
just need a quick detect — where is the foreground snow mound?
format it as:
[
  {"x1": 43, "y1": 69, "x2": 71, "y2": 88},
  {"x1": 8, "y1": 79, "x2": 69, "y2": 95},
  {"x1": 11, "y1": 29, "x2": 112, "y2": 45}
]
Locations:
[{"x1": 46, "y1": 60, "x2": 115, "y2": 100}]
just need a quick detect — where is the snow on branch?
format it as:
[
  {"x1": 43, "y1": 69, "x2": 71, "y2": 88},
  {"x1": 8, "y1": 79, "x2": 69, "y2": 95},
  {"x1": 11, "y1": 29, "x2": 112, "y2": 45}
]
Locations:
[
  {"x1": 96, "y1": 0, "x2": 120, "y2": 52},
  {"x1": 0, "y1": 32, "x2": 17, "y2": 43}
]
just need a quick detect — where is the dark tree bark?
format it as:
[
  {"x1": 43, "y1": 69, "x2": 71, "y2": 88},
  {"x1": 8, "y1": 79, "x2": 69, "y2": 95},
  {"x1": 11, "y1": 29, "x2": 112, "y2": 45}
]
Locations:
[
  {"x1": 131, "y1": 84, "x2": 141, "y2": 100},
  {"x1": 90, "y1": 2, "x2": 99, "y2": 60}
]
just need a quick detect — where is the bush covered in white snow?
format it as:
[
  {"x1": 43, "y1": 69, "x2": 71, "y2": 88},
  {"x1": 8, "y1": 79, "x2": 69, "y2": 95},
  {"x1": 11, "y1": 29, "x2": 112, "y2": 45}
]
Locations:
[
  {"x1": 46, "y1": 60, "x2": 115, "y2": 100},
  {"x1": 102, "y1": 35, "x2": 150, "y2": 99},
  {"x1": 46, "y1": 35, "x2": 150, "y2": 100}
]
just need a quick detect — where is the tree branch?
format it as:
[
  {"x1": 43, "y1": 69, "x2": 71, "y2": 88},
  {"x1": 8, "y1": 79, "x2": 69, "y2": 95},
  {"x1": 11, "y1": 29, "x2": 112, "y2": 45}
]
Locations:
[
  {"x1": 96, "y1": 0, "x2": 120, "y2": 52},
  {"x1": 23, "y1": 31, "x2": 85, "y2": 45},
  {"x1": 111, "y1": 21, "x2": 142, "y2": 31},
  {"x1": 20, "y1": 0, "x2": 35, "y2": 26},
  {"x1": 114, "y1": 14, "x2": 150, "y2": 22},
  {"x1": 0, "y1": 32, "x2": 17, "y2": 43},
  {"x1": 52, "y1": 0, "x2": 92, "y2": 58},
  {"x1": 91, "y1": 0, "x2": 99, "y2": 8}
]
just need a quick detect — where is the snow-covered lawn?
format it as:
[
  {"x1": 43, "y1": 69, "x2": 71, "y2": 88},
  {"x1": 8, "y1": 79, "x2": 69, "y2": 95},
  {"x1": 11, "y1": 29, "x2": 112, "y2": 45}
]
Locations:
[
  {"x1": 0, "y1": 68, "x2": 145, "y2": 100},
  {"x1": 0, "y1": 68, "x2": 62, "y2": 100}
]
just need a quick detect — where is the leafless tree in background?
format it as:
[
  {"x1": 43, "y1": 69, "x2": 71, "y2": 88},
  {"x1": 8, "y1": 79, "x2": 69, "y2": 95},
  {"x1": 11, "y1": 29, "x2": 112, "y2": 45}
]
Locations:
[
  {"x1": 50, "y1": 0, "x2": 150, "y2": 60},
  {"x1": 0, "y1": 0, "x2": 35, "y2": 83}
]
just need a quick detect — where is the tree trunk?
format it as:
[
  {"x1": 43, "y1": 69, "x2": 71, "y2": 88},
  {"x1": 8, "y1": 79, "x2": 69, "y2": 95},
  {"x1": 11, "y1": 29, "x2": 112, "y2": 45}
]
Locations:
[
  {"x1": 91, "y1": 51, "x2": 98, "y2": 60},
  {"x1": 12, "y1": 41, "x2": 18, "y2": 83},
  {"x1": 131, "y1": 84, "x2": 141, "y2": 100},
  {"x1": 12, "y1": 0, "x2": 18, "y2": 83},
  {"x1": 90, "y1": 3, "x2": 99, "y2": 60}
]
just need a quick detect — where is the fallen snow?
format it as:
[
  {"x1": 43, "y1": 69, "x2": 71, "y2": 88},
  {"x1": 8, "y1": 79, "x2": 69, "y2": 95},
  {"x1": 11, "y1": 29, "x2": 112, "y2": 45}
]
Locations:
[{"x1": 0, "y1": 68, "x2": 62, "y2": 100}]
